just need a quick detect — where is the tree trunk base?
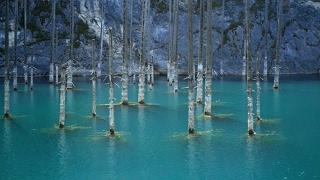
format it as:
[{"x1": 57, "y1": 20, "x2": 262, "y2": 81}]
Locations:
[
  {"x1": 59, "y1": 123, "x2": 64, "y2": 129},
  {"x1": 13, "y1": 88, "x2": 18, "y2": 91},
  {"x1": 196, "y1": 100, "x2": 202, "y2": 104},
  {"x1": 92, "y1": 113, "x2": 96, "y2": 117},
  {"x1": 121, "y1": 101, "x2": 129, "y2": 105},
  {"x1": 273, "y1": 86, "x2": 279, "y2": 90},
  {"x1": 109, "y1": 129, "x2": 115, "y2": 136},
  {"x1": 188, "y1": 128, "x2": 195, "y2": 134},
  {"x1": 248, "y1": 129, "x2": 255, "y2": 136},
  {"x1": 204, "y1": 112, "x2": 211, "y2": 116},
  {"x1": 138, "y1": 100, "x2": 144, "y2": 105},
  {"x1": 257, "y1": 117, "x2": 262, "y2": 121},
  {"x1": 3, "y1": 113, "x2": 11, "y2": 120}
]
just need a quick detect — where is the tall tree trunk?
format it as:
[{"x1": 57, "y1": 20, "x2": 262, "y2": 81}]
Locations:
[
  {"x1": 220, "y1": 0, "x2": 225, "y2": 76},
  {"x1": 129, "y1": 0, "x2": 135, "y2": 82},
  {"x1": 30, "y1": 55, "x2": 34, "y2": 90},
  {"x1": 50, "y1": 0, "x2": 56, "y2": 84},
  {"x1": 172, "y1": 0, "x2": 179, "y2": 93},
  {"x1": 59, "y1": 67, "x2": 66, "y2": 128},
  {"x1": 24, "y1": 0, "x2": 28, "y2": 84},
  {"x1": 263, "y1": 0, "x2": 269, "y2": 77},
  {"x1": 242, "y1": 32, "x2": 246, "y2": 76},
  {"x1": 196, "y1": 0, "x2": 204, "y2": 103},
  {"x1": 187, "y1": 0, "x2": 195, "y2": 134},
  {"x1": 273, "y1": 0, "x2": 282, "y2": 89},
  {"x1": 167, "y1": 0, "x2": 173, "y2": 83},
  {"x1": 138, "y1": 0, "x2": 146, "y2": 104},
  {"x1": 67, "y1": 0, "x2": 74, "y2": 89},
  {"x1": 92, "y1": 41, "x2": 97, "y2": 117},
  {"x1": 245, "y1": 0, "x2": 254, "y2": 135},
  {"x1": 122, "y1": 0, "x2": 129, "y2": 105},
  {"x1": 13, "y1": 0, "x2": 18, "y2": 91},
  {"x1": 256, "y1": 54, "x2": 261, "y2": 121},
  {"x1": 55, "y1": 64, "x2": 59, "y2": 85},
  {"x1": 97, "y1": 1, "x2": 104, "y2": 78},
  {"x1": 4, "y1": 0, "x2": 10, "y2": 119},
  {"x1": 204, "y1": 0, "x2": 213, "y2": 116},
  {"x1": 108, "y1": 28, "x2": 115, "y2": 136}
]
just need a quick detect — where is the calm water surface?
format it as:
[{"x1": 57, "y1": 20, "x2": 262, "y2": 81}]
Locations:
[{"x1": 0, "y1": 76, "x2": 319, "y2": 179}]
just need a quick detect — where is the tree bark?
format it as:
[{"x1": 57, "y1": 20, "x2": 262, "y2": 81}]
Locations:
[
  {"x1": 108, "y1": 28, "x2": 115, "y2": 136},
  {"x1": 138, "y1": 0, "x2": 146, "y2": 104},
  {"x1": 256, "y1": 54, "x2": 261, "y2": 121},
  {"x1": 4, "y1": 0, "x2": 10, "y2": 119},
  {"x1": 92, "y1": 41, "x2": 97, "y2": 117},
  {"x1": 172, "y1": 0, "x2": 179, "y2": 93},
  {"x1": 24, "y1": 0, "x2": 28, "y2": 84},
  {"x1": 273, "y1": 0, "x2": 282, "y2": 89},
  {"x1": 67, "y1": 0, "x2": 74, "y2": 89},
  {"x1": 263, "y1": 0, "x2": 269, "y2": 77},
  {"x1": 204, "y1": 0, "x2": 213, "y2": 116},
  {"x1": 122, "y1": 0, "x2": 129, "y2": 105},
  {"x1": 50, "y1": 0, "x2": 56, "y2": 83},
  {"x1": 196, "y1": 0, "x2": 204, "y2": 103},
  {"x1": 97, "y1": 1, "x2": 104, "y2": 78},
  {"x1": 59, "y1": 67, "x2": 66, "y2": 128},
  {"x1": 55, "y1": 64, "x2": 59, "y2": 85},
  {"x1": 187, "y1": 0, "x2": 195, "y2": 134},
  {"x1": 13, "y1": 0, "x2": 18, "y2": 91}
]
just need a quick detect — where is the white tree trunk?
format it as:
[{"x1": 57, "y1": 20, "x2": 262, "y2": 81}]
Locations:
[
  {"x1": 13, "y1": 67, "x2": 18, "y2": 91},
  {"x1": 49, "y1": 63, "x2": 54, "y2": 83},
  {"x1": 151, "y1": 63, "x2": 154, "y2": 86},
  {"x1": 55, "y1": 64, "x2": 59, "y2": 85},
  {"x1": 59, "y1": 68, "x2": 66, "y2": 128},
  {"x1": 242, "y1": 55, "x2": 246, "y2": 76},
  {"x1": 220, "y1": 61, "x2": 224, "y2": 76},
  {"x1": 138, "y1": 64, "x2": 145, "y2": 104},
  {"x1": 196, "y1": 0, "x2": 204, "y2": 103},
  {"x1": 4, "y1": 0, "x2": 10, "y2": 119},
  {"x1": 263, "y1": 56, "x2": 268, "y2": 77},
  {"x1": 30, "y1": 65, "x2": 34, "y2": 90},
  {"x1": 92, "y1": 77, "x2": 96, "y2": 117},
  {"x1": 67, "y1": 0, "x2": 74, "y2": 89},
  {"x1": 108, "y1": 28, "x2": 115, "y2": 136},
  {"x1": 98, "y1": 14, "x2": 104, "y2": 78},
  {"x1": 24, "y1": 65, "x2": 28, "y2": 84},
  {"x1": 187, "y1": 0, "x2": 195, "y2": 134},
  {"x1": 122, "y1": 0, "x2": 129, "y2": 105},
  {"x1": 263, "y1": 0, "x2": 269, "y2": 77},
  {"x1": 172, "y1": 0, "x2": 179, "y2": 93},
  {"x1": 13, "y1": 0, "x2": 18, "y2": 91},
  {"x1": 204, "y1": 0, "x2": 213, "y2": 116},
  {"x1": 4, "y1": 70, "x2": 10, "y2": 119},
  {"x1": 273, "y1": 0, "x2": 282, "y2": 89},
  {"x1": 256, "y1": 75, "x2": 261, "y2": 121},
  {"x1": 50, "y1": 0, "x2": 56, "y2": 84},
  {"x1": 24, "y1": 0, "x2": 28, "y2": 85},
  {"x1": 66, "y1": 60, "x2": 73, "y2": 89}
]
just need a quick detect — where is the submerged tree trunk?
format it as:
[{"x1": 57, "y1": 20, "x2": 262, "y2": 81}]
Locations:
[
  {"x1": 30, "y1": 55, "x2": 34, "y2": 90},
  {"x1": 50, "y1": 0, "x2": 56, "y2": 84},
  {"x1": 97, "y1": 3, "x2": 104, "y2": 78},
  {"x1": 172, "y1": 0, "x2": 179, "y2": 93},
  {"x1": 167, "y1": 0, "x2": 173, "y2": 83},
  {"x1": 91, "y1": 41, "x2": 97, "y2": 117},
  {"x1": 122, "y1": 0, "x2": 129, "y2": 105},
  {"x1": 59, "y1": 67, "x2": 66, "y2": 128},
  {"x1": 256, "y1": 54, "x2": 261, "y2": 121},
  {"x1": 263, "y1": 0, "x2": 269, "y2": 77},
  {"x1": 55, "y1": 64, "x2": 59, "y2": 85},
  {"x1": 273, "y1": 0, "x2": 282, "y2": 89},
  {"x1": 204, "y1": 0, "x2": 213, "y2": 116},
  {"x1": 245, "y1": 0, "x2": 254, "y2": 135},
  {"x1": 196, "y1": 0, "x2": 204, "y2": 103},
  {"x1": 187, "y1": 0, "x2": 195, "y2": 134},
  {"x1": 13, "y1": 0, "x2": 18, "y2": 91},
  {"x1": 67, "y1": 0, "x2": 74, "y2": 89},
  {"x1": 108, "y1": 28, "x2": 115, "y2": 136},
  {"x1": 24, "y1": 0, "x2": 28, "y2": 85},
  {"x1": 4, "y1": 0, "x2": 10, "y2": 119},
  {"x1": 138, "y1": 0, "x2": 146, "y2": 104},
  {"x1": 220, "y1": 0, "x2": 225, "y2": 77}
]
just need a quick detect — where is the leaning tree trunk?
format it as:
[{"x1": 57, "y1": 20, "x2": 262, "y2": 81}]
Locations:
[
  {"x1": 273, "y1": 0, "x2": 282, "y2": 90},
  {"x1": 49, "y1": 0, "x2": 56, "y2": 84},
  {"x1": 138, "y1": 0, "x2": 146, "y2": 104},
  {"x1": 245, "y1": 0, "x2": 254, "y2": 135},
  {"x1": 263, "y1": 0, "x2": 269, "y2": 77},
  {"x1": 196, "y1": 0, "x2": 204, "y2": 103},
  {"x1": 204, "y1": 0, "x2": 213, "y2": 116},
  {"x1": 13, "y1": 0, "x2": 18, "y2": 91},
  {"x1": 256, "y1": 54, "x2": 261, "y2": 121},
  {"x1": 24, "y1": 0, "x2": 28, "y2": 85},
  {"x1": 121, "y1": 0, "x2": 129, "y2": 105},
  {"x1": 187, "y1": 0, "x2": 195, "y2": 134},
  {"x1": 4, "y1": 0, "x2": 10, "y2": 119},
  {"x1": 172, "y1": 0, "x2": 179, "y2": 93},
  {"x1": 108, "y1": 28, "x2": 115, "y2": 136},
  {"x1": 67, "y1": 0, "x2": 74, "y2": 89},
  {"x1": 59, "y1": 67, "x2": 66, "y2": 128},
  {"x1": 91, "y1": 41, "x2": 97, "y2": 117}
]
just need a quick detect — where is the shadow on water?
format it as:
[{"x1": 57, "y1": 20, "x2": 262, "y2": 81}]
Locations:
[
  {"x1": 97, "y1": 102, "x2": 160, "y2": 108},
  {"x1": 196, "y1": 113, "x2": 235, "y2": 121},
  {"x1": 170, "y1": 129, "x2": 225, "y2": 141},
  {"x1": 88, "y1": 131, "x2": 129, "y2": 143},
  {"x1": 241, "y1": 131, "x2": 286, "y2": 144},
  {"x1": 39, "y1": 124, "x2": 91, "y2": 134}
]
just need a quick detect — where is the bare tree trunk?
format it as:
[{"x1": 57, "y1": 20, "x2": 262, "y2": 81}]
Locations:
[
  {"x1": 273, "y1": 0, "x2": 282, "y2": 90},
  {"x1": 167, "y1": 0, "x2": 173, "y2": 83},
  {"x1": 256, "y1": 54, "x2": 261, "y2": 121},
  {"x1": 220, "y1": 0, "x2": 225, "y2": 77},
  {"x1": 263, "y1": 0, "x2": 269, "y2": 77},
  {"x1": 67, "y1": 0, "x2": 74, "y2": 89},
  {"x1": 92, "y1": 41, "x2": 97, "y2": 117},
  {"x1": 187, "y1": 0, "x2": 195, "y2": 134},
  {"x1": 122, "y1": 0, "x2": 129, "y2": 105},
  {"x1": 97, "y1": 1, "x2": 104, "y2": 78},
  {"x1": 129, "y1": 0, "x2": 135, "y2": 82},
  {"x1": 24, "y1": 0, "x2": 28, "y2": 85},
  {"x1": 204, "y1": 0, "x2": 213, "y2": 116},
  {"x1": 59, "y1": 67, "x2": 66, "y2": 128},
  {"x1": 55, "y1": 64, "x2": 59, "y2": 85},
  {"x1": 108, "y1": 28, "x2": 115, "y2": 136},
  {"x1": 196, "y1": 0, "x2": 204, "y2": 103},
  {"x1": 30, "y1": 55, "x2": 34, "y2": 90},
  {"x1": 13, "y1": 0, "x2": 18, "y2": 91},
  {"x1": 245, "y1": 0, "x2": 254, "y2": 135},
  {"x1": 242, "y1": 34, "x2": 246, "y2": 77},
  {"x1": 4, "y1": 0, "x2": 10, "y2": 119},
  {"x1": 172, "y1": 0, "x2": 179, "y2": 93},
  {"x1": 138, "y1": 0, "x2": 146, "y2": 104},
  {"x1": 50, "y1": 0, "x2": 56, "y2": 84}
]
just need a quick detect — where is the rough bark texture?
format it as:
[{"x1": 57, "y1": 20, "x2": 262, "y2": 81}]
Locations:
[
  {"x1": 204, "y1": 0, "x2": 213, "y2": 116},
  {"x1": 59, "y1": 67, "x2": 66, "y2": 128},
  {"x1": 187, "y1": 0, "x2": 195, "y2": 134},
  {"x1": 30, "y1": 56, "x2": 34, "y2": 90},
  {"x1": 4, "y1": 0, "x2": 10, "y2": 118},
  {"x1": 67, "y1": 0, "x2": 74, "y2": 89},
  {"x1": 122, "y1": 0, "x2": 129, "y2": 104},
  {"x1": 138, "y1": 0, "x2": 146, "y2": 104},
  {"x1": 263, "y1": 0, "x2": 269, "y2": 77},
  {"x1": 108, "y1": 29, "x2": 115, "y2": 135},
  {"x1": 274, "y1": 0, "x2": 282, "y2": 89},
  {"x1": 172, "y1": 0, "x2": 179, "y2": 93},
  {"x1": 24, "y1": 0, "x2": 28, "y2": 85},
  {"x1": 256, "y1": 55, "x2": 261, "y2": 121},
  {"x1": 97, "y1": 3, "x2": 104, "y2": 78},
  {"x1": 92, "y1": 42, "x2": 97, "y2": 117},
  {"x1": 196, "y1": 0, "x2": 204, "y2": 103},
  {"x1": 55, "y1": 65, "x2": 59, "y2": 85},
  {"x1": 13, "y1": 0, "x2": 18, "y2": 91}
]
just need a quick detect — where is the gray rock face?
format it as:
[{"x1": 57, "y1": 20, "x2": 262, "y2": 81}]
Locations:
[{"x1": 0, "y1": 0, "x2": 319, "y2": 75}]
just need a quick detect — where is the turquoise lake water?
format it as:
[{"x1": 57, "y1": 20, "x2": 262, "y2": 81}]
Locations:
[{"x1": 0, "y1": 76, "x2": 320, "y2": 179}]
